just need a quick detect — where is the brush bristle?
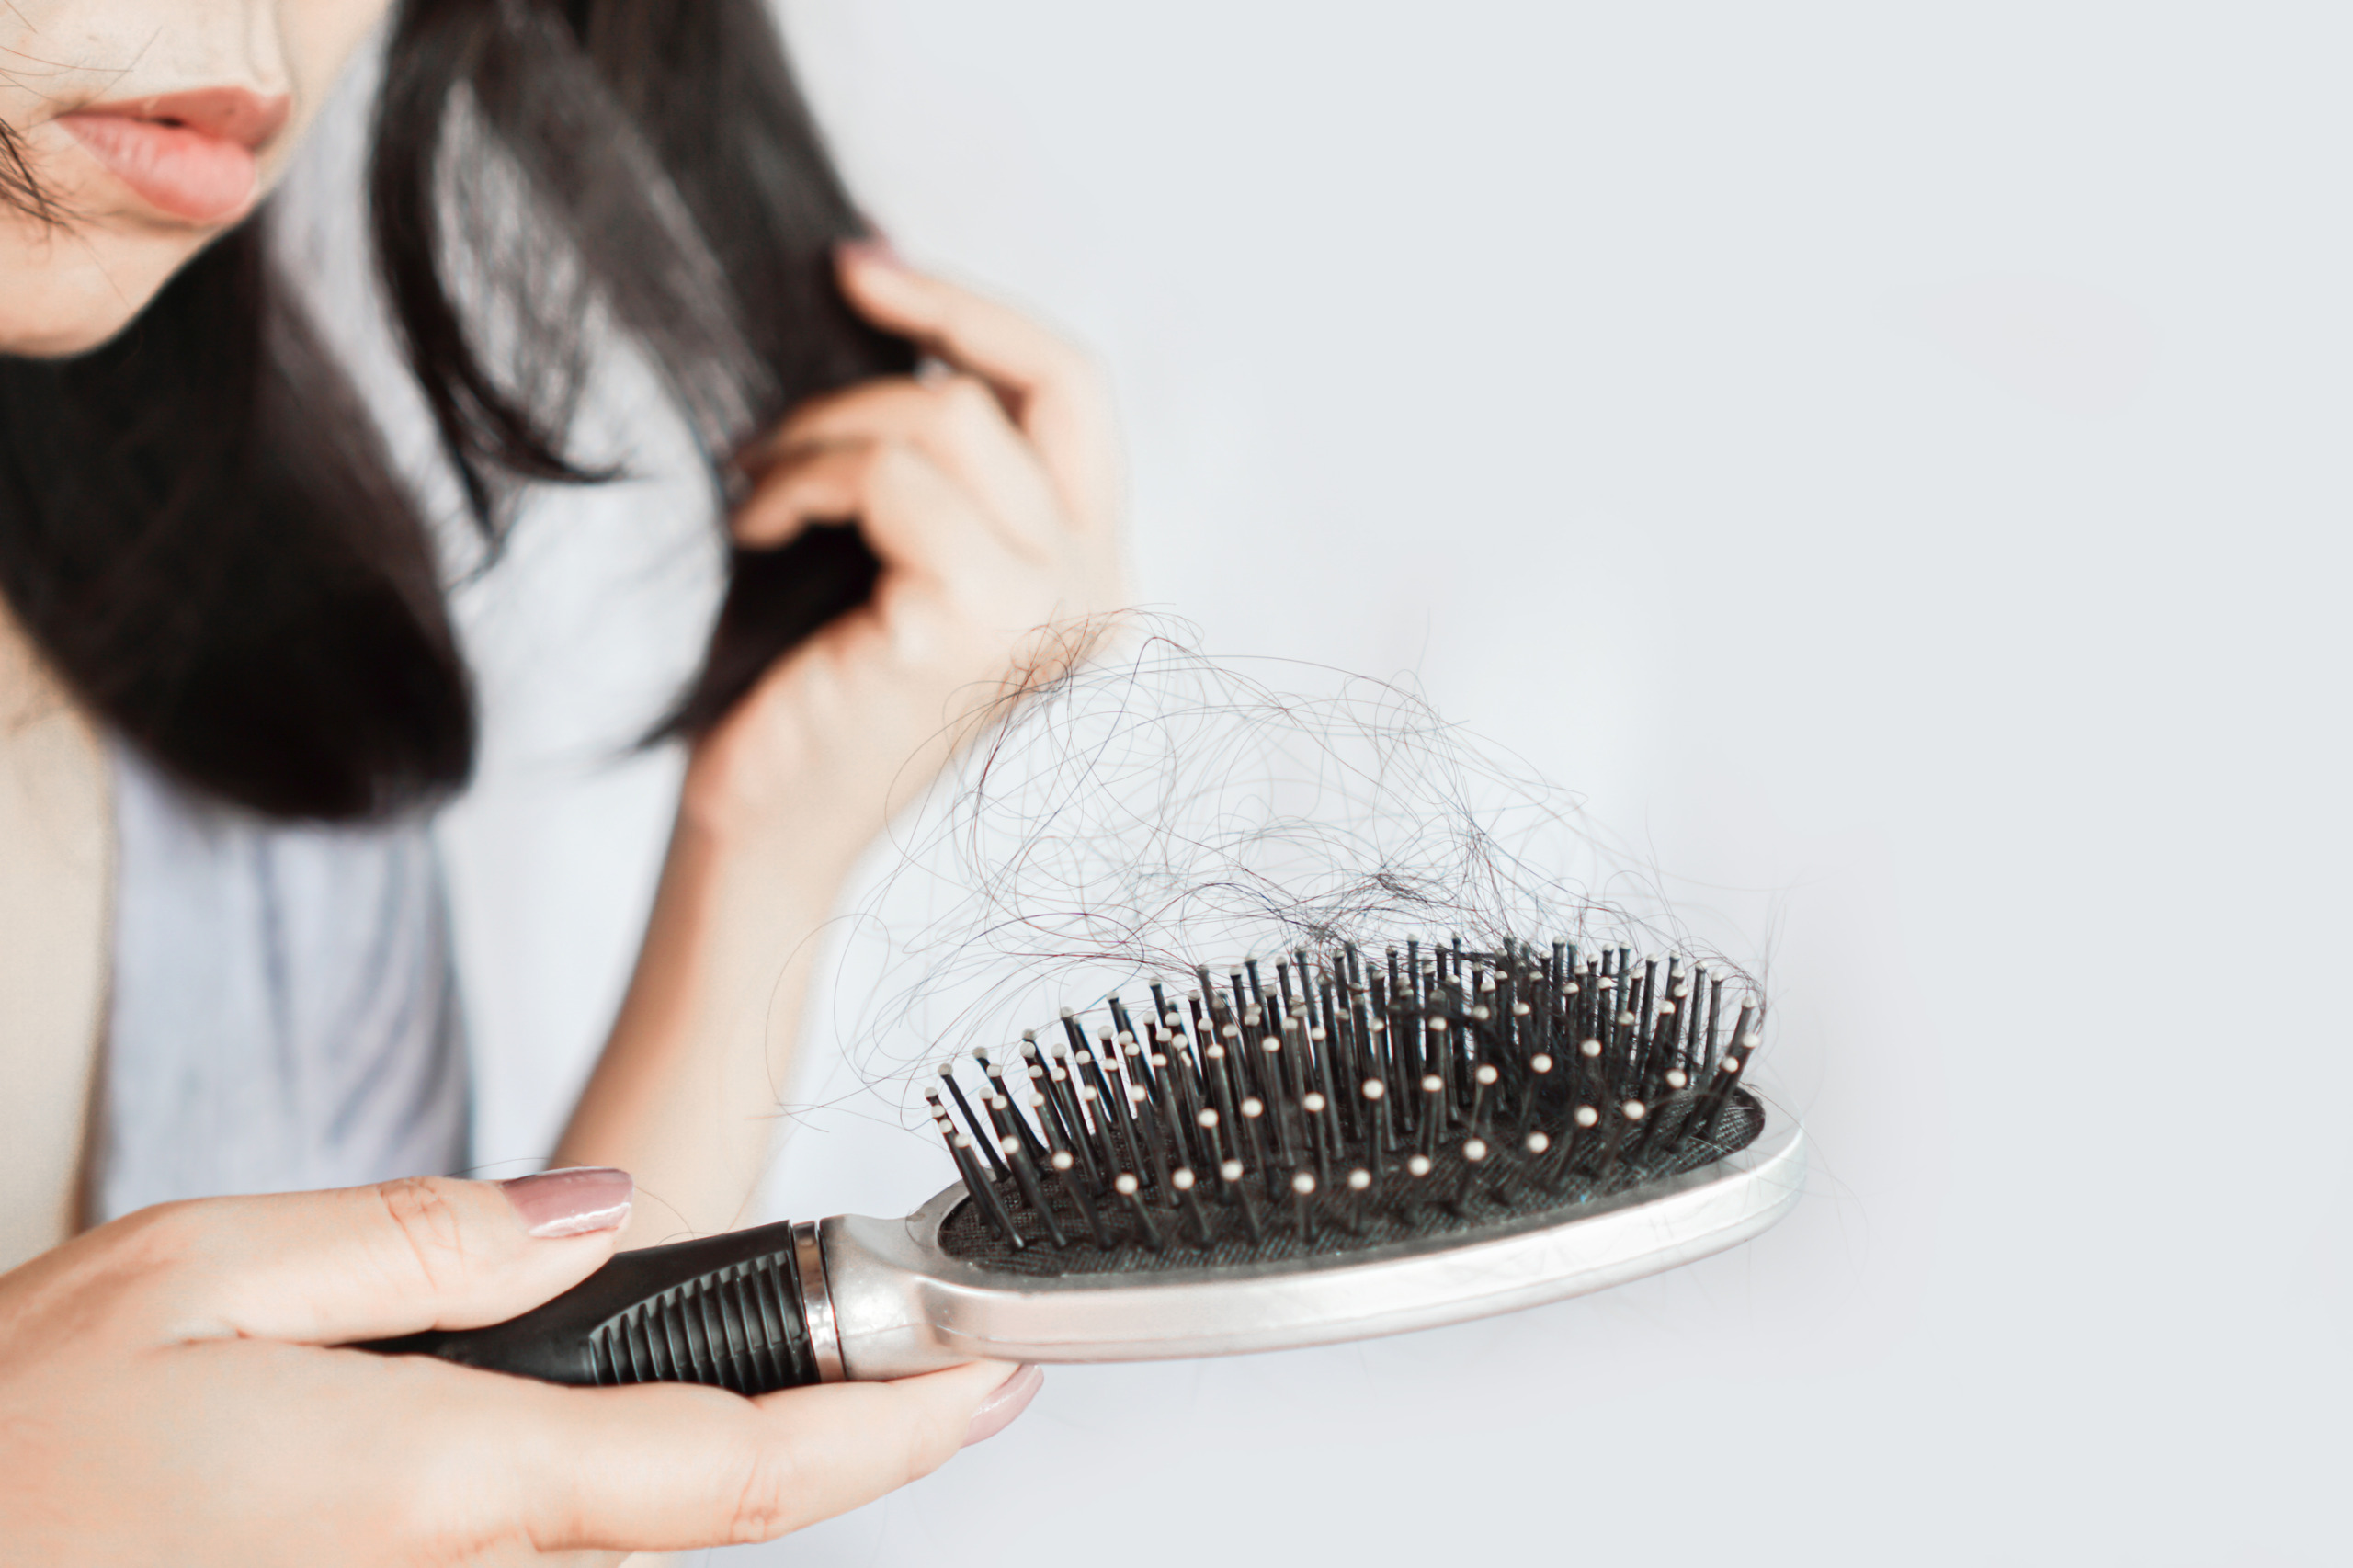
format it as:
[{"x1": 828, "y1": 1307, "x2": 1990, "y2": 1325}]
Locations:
[{"x1": 928, "y1": 938, "x2": 1767, "y2": 1276}]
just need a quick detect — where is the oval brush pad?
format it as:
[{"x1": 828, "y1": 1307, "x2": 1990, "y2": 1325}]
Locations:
[{"x1": 924, "y1": 937, "x2": 1768, "y2": 1270}]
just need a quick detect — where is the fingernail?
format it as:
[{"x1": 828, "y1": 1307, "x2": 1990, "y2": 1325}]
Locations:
[
  {"x1": 835, "y1": 234, "x2": 904, "y2": 270},
  {"x1": 961, "y1": 1364, "x2": 1043, "y2": 1448},
  {"x1": 501, "y1": 1166, "x2": 633, "y2": 1238}
]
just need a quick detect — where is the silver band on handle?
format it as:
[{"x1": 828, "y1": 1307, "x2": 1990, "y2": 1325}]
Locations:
[{"x1": 790, "y1": 1220, "x2": 846, "y2": 1383}]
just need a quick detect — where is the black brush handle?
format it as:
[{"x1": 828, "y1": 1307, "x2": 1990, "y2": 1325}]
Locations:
[{"x1": 358, "y1": 1219, "x2": 835, "y2": 1394}]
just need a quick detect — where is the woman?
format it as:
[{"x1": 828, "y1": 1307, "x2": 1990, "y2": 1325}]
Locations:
[{"x1": 0, "y1": 0, "x2": 1122, "y2": 1558}]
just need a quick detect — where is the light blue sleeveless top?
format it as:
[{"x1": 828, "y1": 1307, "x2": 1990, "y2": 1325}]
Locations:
[{"x1": 93, "y1": 741, "x2": 471, "y2": 1221}]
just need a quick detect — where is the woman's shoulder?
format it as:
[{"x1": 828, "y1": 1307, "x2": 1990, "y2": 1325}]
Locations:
[{"x1": 0, "y1": 599, "x2": 110, "y2": 1269}]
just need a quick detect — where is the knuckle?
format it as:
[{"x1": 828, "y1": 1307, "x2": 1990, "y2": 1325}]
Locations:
[
  {"x1": 723, "y1": 1441, "x2": 805, "y2": 1544},
  {"x1": 899, "y1": 1403, "x2": 960, "y2": 1485},
  {"x1": 865, "y1": 438, "x2": 926, "y2": 489},
  {"x1": 374, "y1": 1176, "x2": 472, "y2": 1294},
  {"x1": 932, "y1": 375, "x2": 1002, "y2": 434},
  {"x1": 1033, "y1": 333, "x2": 1094, "y2": 387},
  {"x1": 106, "y1": 1199, "x2": 202, "y2": 1264}
]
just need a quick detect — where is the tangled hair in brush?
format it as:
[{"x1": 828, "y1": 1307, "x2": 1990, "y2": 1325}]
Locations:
[{"x1": 824, "y1": 617, "x2": 1764, "y2": 1122}]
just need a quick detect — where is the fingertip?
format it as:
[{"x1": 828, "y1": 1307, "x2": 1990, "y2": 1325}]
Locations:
[
  {"x1": 835, "y1": 234, "x2": 904, "y2": 273},
  {"x1": 729, "y1": 477, "x2": 817, "y2": 549},
  {"x1": 961, "y1": 1363, "x2": 1044, "y2": 1448},
  {"x1": 497, "y1": 1166, "x2": 634, "y2": 1240},
  {"x1": 907, "y1": 1358, "x2": 1021, "y2": 1401},
  {"x1": 835, "y1": 238, "x2": 922, "y2": 306}
]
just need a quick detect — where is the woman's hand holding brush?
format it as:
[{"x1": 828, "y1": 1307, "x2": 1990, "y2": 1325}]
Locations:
[{"x1": 0, "y1": 1169, "x2": 1032, "y2": 1564}]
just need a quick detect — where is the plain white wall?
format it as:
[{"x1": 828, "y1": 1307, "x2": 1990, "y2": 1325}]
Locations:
[{"x1": 419, "y1": 4, "x2": 2348, "y2": 1564}]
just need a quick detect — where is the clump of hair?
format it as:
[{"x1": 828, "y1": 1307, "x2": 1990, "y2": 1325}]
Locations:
[{"x1": 823, "y1": 618, "x2": 1753, "y2": 1123}]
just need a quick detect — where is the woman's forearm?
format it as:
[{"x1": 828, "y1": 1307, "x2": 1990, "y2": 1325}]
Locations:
[
  {"x1": 552, "y1": 817, "x2": 848, "y2": 1244},
  {"x1": 555, "y1": 248, "x2": 1125, "y2": 1244}
]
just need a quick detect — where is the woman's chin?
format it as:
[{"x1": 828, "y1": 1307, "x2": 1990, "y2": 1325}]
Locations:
[{"x1": 0, "y1": 231, "x2": 198, "y2": 359}]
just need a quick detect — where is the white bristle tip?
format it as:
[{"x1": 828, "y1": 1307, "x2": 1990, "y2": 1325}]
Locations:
[
  {"x1": 1173, "y1": 1168, "x2": 1196, "y2": 1190},
  {"x1": 1360, "y1": 1079, "x2": 1385, "y2": 1100},
  {"x1": 1525, "y1": 1131, "x2": 1552, "y2": 1153},
  {"x1": 1574, "y1": 1106, "x2": 1600, "y2": 1128},
  {"x1": 1302, "y1": 1092, "x2": 1327, "y2": 1113},
  {"x1": 1475, "y1": 1064, "x2": 1498, "y2": 1085},
  {"x1": 1114, "y1": 1173, "x2": 1139, "y2": 1195},
  {"x1": 1051, "y1": 1151, "x2": 1074, "y2": 1171},
  {"x1": 1292, "y1": 1172, "x2": 1316, "y2": 1195},
  {"x1": 1348, "y1": 1169, "x2": 1373, "y2": 1190},
  {"x1": 1624, "y1": 1100, "x2": 1648, "y2": 1120},
  {"x1": 1221, "y1": 1160, "x2": 1245, "y2": 1181},
  {"x1": 1241, "y1": 1097, "x2": 1264, "y2": 1118},
  {"x1": 1407, "y1": 1155, "x2": 1433, "y2": 1177}
]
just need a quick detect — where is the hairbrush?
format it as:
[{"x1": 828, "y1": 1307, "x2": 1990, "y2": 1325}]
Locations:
[{"x1": 364, "y1": 937, "x2": 1802, "y2": 1388}]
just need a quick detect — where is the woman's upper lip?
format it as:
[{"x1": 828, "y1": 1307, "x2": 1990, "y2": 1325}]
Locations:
[{"x1": 63, "y1": 87, "x2": 291, "y2": 151}]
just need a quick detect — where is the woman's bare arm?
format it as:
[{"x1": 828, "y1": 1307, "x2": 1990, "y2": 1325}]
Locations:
[
  {"x1": 0, "y1": 602, "x2": 109, "y2": 1273},
  {"x1": 552, "y1": 249, "x2": 1126, "y2": 1241}
]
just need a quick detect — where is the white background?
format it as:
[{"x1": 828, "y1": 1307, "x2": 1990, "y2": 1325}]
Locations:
[{"x1": 415, "y1": 4, "x2": 2349, "y2": 1564}]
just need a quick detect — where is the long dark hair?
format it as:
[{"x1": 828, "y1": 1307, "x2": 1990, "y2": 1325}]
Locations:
[{"x1": 0, "y1": 0, "x2": 900, "y2": 820}]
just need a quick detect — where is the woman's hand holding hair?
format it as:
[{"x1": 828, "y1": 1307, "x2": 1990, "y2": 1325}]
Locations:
[
  {"x1": 0, "y1": 1171, "x2": 1024, "y2": 1564},
  {"x1": 560, "y1": 250, "x2": 1128, "y2": 1238},
  {"x1": 692, "y1": 243, "x2": 1128, "y2": 858}
]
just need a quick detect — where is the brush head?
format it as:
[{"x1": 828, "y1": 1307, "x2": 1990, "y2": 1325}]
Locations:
[{"x1": 925, "y1": 937, "x2": 1768, "y2": 1278}]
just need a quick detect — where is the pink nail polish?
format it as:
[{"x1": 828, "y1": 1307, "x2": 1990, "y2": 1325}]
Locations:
[
  {"x1": 500, "y1": 1166, "x2": 634, "y2": 1238},
  {"x1": 962, "y1": 1364, "x2": 1044, "y2": 1448}
]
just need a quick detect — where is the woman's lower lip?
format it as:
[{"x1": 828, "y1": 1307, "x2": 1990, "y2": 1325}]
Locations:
[{"x1": 55, "y1": 112, "x2": 260, "y2": 224}]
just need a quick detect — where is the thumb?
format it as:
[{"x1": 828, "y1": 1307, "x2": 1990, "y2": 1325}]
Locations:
[{"x1": 117, "y1": 1169, "x2": 634, "y2": 1346}]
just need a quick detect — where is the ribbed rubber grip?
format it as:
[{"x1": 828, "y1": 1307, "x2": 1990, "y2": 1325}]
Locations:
[
  {"x1": 358, "y1": 1218, "x2": 827, "y2": 1394},
  {"x1": 586, "y1": 1249, "x2": 813, "y2": 1392}
]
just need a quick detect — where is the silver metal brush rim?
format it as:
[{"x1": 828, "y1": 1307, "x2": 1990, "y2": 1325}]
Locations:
[
  {"x1": 791, "y1": 1220, "x2": 846, "y2": 1383},
  {"x1": 820, "y1": 1119, "x2": 1806, "y2": 1378}
]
